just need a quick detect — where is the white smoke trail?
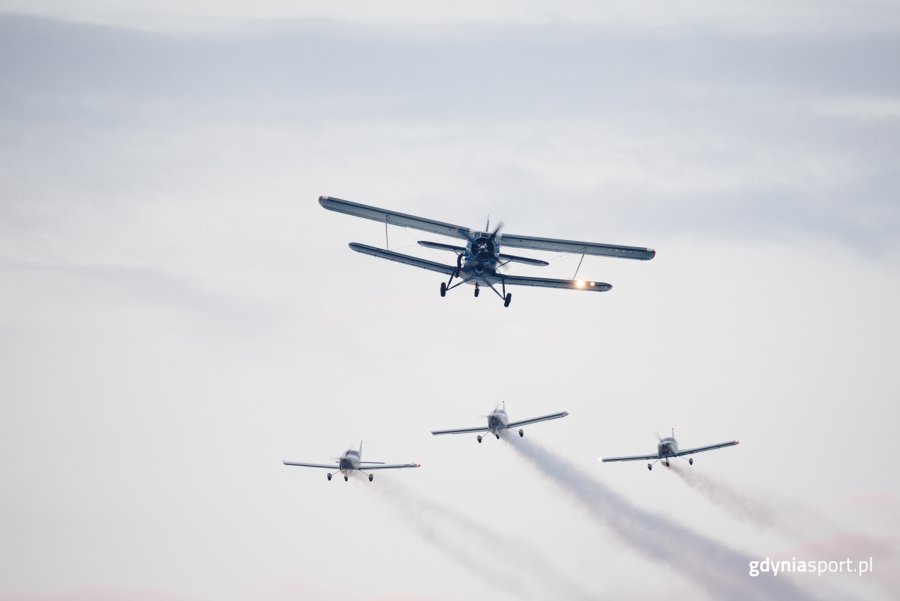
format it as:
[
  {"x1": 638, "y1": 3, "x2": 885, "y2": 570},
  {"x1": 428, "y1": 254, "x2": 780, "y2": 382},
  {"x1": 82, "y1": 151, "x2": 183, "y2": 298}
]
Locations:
[
  {"x1": 669, "y1": 463, "x2": 823, "y2": 537},
  {"x1": 502, "y1": 435, "x2": 819, "y2": 601},
  {"x1": 362, "y1": 473, "x2": 601, "y2": 601}
]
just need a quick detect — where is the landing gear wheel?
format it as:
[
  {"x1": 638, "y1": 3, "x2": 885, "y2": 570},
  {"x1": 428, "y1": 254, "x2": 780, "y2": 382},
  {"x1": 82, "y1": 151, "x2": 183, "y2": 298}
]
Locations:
[
  {"x1": 474, "y1": 284, "x2": 480, "y2": 298},
  {"x1": 327, "y1": 473, "x2": 332, "y2": 481},
  {"x1": 518, "y1": 429, "x2": 524, "y2": 438},
  {"x1": 504, "y1": 293, "x2": 512, "y2": 308},
  {"x1": 477, "y1": 435, "x2": 482, "y2": 443},
  {"x1": 689, "y1": 458, "x2": 693, "y2": 465},
  {"x1": 368, "y1": 474, "x2": 374, "y2": 482},
  {"x1": 664, "y1": 460, "x2": 670, "y2": 468},
  {"x1": 495, "y1": 433, "x2": 500, "y2": 440},
  {"x1": 647, "y1": 464, "x2": 652, "y2": 471},
  {"x1": 344, "y1": 475, "x2": 349, "y2": 482},
  {"x1": 440, "y1": 282, "x2": 447, "y2": 297}
]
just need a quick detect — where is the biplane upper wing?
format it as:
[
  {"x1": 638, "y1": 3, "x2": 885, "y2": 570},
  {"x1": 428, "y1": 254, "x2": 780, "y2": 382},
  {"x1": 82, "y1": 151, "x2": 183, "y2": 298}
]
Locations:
[
  {"x1": 320, "y1": 196, "x2": 470, "y2": 240},
  {"x1": 501, "y1": 233, "x2": 655, "y2": 260}
]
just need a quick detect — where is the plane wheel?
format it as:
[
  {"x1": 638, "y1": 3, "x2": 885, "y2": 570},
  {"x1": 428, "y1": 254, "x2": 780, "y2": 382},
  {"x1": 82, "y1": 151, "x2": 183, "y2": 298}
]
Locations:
[
  {"x1": 440, "y1": 282, "x2": 447, "y2": 297},
  {"x1": 477, "y1": 435, "x2": 482, "y2": 443},
  {"x1": 647, "y1": 464, "x2": 652, "y2": 471},
  {"x1": 504, "y1": 293, "x2": 512, "y2": 308},
  {"x1": 368, "y1": 474, "x2": 374, "y2": 482},
  {"x1": 664, "y1": 460, "x2": 670, "y2": 468},
  {"x1": 689, "y1": 458, "x2": 693, "y2": 465},
  {"x1": 344, "y1": 475, "x2": 348, "y2": 482},
  {"x1": 474, "y1": 286, "x2": 480, "y2": 298},
  {"x1": 495, "y1": 433, "x2": 500, "y2": 440},
  {"x1": 518, "y1": 429, "x2": 524, "y2": 438},
  {"x1": 327, "y1": 473, "x2": 332, "y2": 481}
]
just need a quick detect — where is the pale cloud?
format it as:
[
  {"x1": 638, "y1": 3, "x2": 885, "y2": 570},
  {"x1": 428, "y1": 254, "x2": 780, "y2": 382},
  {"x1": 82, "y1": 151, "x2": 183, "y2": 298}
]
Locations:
[
  {"x1": 1, "y1": 9, "x2": 899, "y2": 601},
  {"x1": 813, "y1": 96, "x2": 900, "y2": 121}
]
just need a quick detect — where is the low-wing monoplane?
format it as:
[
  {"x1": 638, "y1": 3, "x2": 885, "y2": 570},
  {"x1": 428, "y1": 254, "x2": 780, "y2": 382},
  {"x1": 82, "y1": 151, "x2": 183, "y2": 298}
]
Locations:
[
  {"x1": 319, "y1": 196, "x2": 655, "y2": 307},
  {"x1": 601, "y1": 429, "x2": 739, "y2": 471},
  {"x1": 431, "y1": 402, "x2": 568, "y2": 443},
  {"x1": 283, "y1": 441, "x2": 420, "y2": 482}
]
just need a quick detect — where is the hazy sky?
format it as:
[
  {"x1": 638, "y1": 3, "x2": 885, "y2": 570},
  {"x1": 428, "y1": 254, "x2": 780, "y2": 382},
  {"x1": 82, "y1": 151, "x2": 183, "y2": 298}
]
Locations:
[{"x1": 1, "y1": 2, "x2": 899, "y2": 600}]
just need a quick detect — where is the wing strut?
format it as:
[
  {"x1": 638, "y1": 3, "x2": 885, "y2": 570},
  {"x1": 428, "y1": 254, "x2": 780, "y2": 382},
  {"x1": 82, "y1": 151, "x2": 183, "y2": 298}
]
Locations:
[
  {"x1": 573, "y1": 252, "x2": 585, "y2": 279},
  {"x1": 385, "y1": 216, "x2": 389, "y2": 250}
]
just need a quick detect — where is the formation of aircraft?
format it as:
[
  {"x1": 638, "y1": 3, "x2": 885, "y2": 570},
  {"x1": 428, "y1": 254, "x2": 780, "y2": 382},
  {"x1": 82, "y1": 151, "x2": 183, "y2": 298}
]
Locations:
[
  {"x1": 431, "y1": 402, "x2": 568, "y2": 443},
  {"x1": 600, "y1": 429, "x2": 739, "y2": 471},
  {"x1": 284, "y1": 199, "x2": 740, "y2": 484},
  {"x1": 282, "y1": 441, "x2": 420, "y2": 482},
  {"x1": 319, "y1": 196, "x2": 655, "y2": 307}
]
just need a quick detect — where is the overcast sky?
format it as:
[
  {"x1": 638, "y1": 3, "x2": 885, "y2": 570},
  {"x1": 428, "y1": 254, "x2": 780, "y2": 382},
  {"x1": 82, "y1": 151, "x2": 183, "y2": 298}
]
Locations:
[{"x1": 1, "y1": 2, "x2": 899, "y2": 601}]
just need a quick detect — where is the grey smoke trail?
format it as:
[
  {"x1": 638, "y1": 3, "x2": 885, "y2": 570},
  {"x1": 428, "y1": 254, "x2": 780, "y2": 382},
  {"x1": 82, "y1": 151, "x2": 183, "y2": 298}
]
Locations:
[
  {"x1": 363, "y1": 473, "x2": 600, "y2": 601},
  {"x1": 669, "y1": 463, "x2": 821, "y2": 537},
  {"x1": 502, "y1": 435, "x2": 819, "y2": 601}
]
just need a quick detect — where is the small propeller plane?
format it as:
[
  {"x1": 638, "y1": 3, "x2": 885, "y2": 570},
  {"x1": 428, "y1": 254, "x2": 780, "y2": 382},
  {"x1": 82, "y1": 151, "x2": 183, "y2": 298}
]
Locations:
[
  {"x1": 319, "y1": 196, "x2": 655, "y2": 307},
  {"x1": 431, "y1": 402, "x2": 568, "y2": 443},
  {"x1": 601, "y1": 429, "x2": 739, "y2": 471},
  {"x1": 283, "y1": 441, "x2": 420, "y2": 482}
]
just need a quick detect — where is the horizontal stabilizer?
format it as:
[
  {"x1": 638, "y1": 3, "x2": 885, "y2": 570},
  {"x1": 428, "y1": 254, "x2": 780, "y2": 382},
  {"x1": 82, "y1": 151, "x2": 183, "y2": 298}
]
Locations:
[
  {"x1": 418, "y1": 240, "x2": 467, "y2": 254},
  {"x1": 498, "y1": 253, "x2": 549, "y2": 267}
]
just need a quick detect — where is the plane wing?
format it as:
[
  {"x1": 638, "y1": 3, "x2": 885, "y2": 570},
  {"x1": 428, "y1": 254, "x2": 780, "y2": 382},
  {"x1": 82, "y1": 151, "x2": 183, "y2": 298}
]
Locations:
[
  {"x1": 507, "y1": 411, "x2": 569, "y2": 429},
  {"x1": 600, "y1": 453, "x2": 660, "y2": 463},
  {"x1": 674, "y1": 440, "x2": 739, "y2": 457},
  {"x1": 431, "y1": 426, "x2": 490, "y2": 436},
  {"x1": 320, "y1": 196, "x2": 471, "y2": 240},
  {"x1": 500, "y1": 274, "x2": 612, "y2": 292},
  {"x1": 358, "y1": 462, "x2": 421, "y2": 470},
  {"x1": 282, "y1": 460, "x2": 338, "y2": 469},
  {"x1": 501, "y1": 233, "x2": 656, "y2": 260},
  {"x1": 349, "y1": 243, "x2": 457, "y2": 276}
]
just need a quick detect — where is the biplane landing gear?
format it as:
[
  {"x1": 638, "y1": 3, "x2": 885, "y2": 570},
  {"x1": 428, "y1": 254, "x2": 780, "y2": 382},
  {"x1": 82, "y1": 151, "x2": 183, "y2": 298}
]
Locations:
[
  {"x1": 477, "y1": 435, "x2": 483, "y2": 443},
  {"x1": 504, "y1": 293, "x2": 512, "y2": 307},
  {"x1": 647, "y1": 464, "x2": 652, "y2": 471},
  {"x1": 343, "y1": 474, "x2": 349, "y2": 482},
  {"x1": 368, "y1": 474, "x2": 374, "y2": 482},
  {"x1": 689, "y1": 458, "x2": 693, "y2": 465},
  {"x1": 664, "y1": 459, "x2": 670, "y2": 468},
  {"x1": 440, "y1": 282, "x2": 447, "y2": 297},
  {"x1": 519, "y1": 429, "x2": 524, "y2": 437},
  {"x1": 495, "y1": 433, "x2": 500, "y2": 439},
  {"x1": 474, "y1": 283, "x2": 480, "y2": 297},
  {"x1": 327, "y1": 473, "x2": 332, "y2": 481}
]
